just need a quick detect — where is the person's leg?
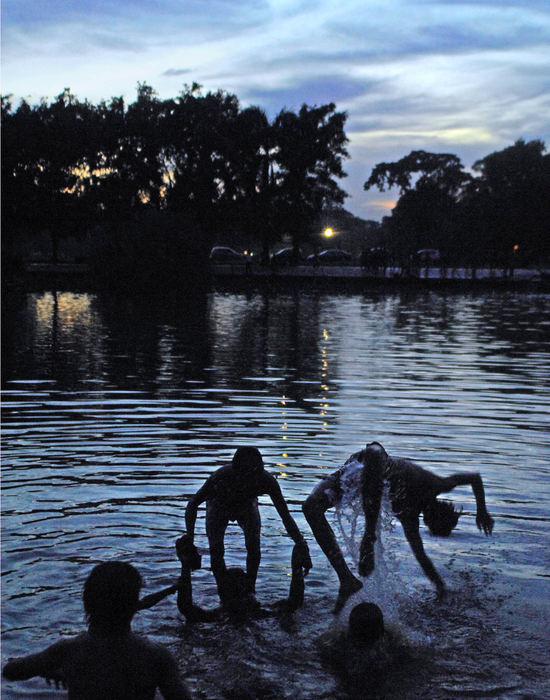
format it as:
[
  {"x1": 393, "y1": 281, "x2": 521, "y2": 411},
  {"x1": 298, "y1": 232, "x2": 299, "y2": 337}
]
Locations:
[
  {"x1": 237, "y1": 500, "x2": 261, "y2": 591},
  {"x1": 206, "y1": 502, "x2": 229, "y2": 588},
  {"x1": 303, "y1": 480, "x2": 362, "y2": 613}
]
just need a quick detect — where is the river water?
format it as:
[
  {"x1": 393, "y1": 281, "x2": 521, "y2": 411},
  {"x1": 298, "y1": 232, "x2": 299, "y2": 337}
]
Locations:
[{"x1": 2, "y1": 287, "x2": 549, "y2": 699}]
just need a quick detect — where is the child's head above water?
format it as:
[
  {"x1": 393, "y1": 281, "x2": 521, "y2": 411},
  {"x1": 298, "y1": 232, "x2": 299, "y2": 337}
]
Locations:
[
  {"x1": 348, "y1": 602, "x2": 384, "y2": 648},
  {"x1": 83, "y1": 561, "x2": 142, "y2": 633}
]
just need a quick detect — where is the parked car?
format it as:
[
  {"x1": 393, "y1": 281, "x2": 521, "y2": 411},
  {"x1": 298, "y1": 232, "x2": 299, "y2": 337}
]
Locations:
[
  {"x1": 209, "y1": 246, "x2": 246, "y2": 263},
  {"x1": 270, "y1": 248, "x2": 304, "y2": 265},
  {"x1": 311, "y1": 249, "x2": 354, "y2": 265},
  {"x1": 414, "y1": 248, "x2": 440, "y2": 263}
]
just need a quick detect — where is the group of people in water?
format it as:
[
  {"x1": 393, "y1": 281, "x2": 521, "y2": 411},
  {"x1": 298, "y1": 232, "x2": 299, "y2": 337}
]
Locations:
[{"x1": 3, "y1": 441, "x2": 494, "y2": 698}]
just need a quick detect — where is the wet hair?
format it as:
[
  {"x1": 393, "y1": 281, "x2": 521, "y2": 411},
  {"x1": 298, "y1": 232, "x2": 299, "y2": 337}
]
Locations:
[
  {"x1": 83, "y1": 561, "x2": 142, "y2": 632},
  {"x1": 423, "y1": 499, "x2": 462, "y2": 536},
  {"x1": 232, "y1": 447, "x2": 264, "y2": 475},
  {"x1": 348, "y1": 602, "x2": 384, "y2": 648}
]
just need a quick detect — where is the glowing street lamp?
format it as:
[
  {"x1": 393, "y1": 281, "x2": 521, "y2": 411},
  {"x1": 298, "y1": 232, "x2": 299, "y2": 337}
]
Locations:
[{"x1": 322, "y1": 227, "x2": 335, "y2": 239}]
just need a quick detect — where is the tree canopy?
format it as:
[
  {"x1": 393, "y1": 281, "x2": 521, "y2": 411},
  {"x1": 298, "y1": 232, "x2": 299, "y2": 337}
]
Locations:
[
  {"x1": 2, "y1": 84, "x2": 349, "y2": 266},
  {"x1": 364, "y1": 141, "x2": 549, "y2": 266}
]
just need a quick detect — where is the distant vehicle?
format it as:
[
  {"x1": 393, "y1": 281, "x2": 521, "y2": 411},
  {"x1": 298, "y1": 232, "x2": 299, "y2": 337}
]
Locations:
[
  {"x1": 360, "y1": 247, "x2": 388, "y2": 268},
  {"x1": 209, "y1": 246, "x2": 246, "y2": 263},
  {"x1": 270, "y1": 248, "x2": 303, "y2": 265},
  {"x1": 312, "y1": 249, "x2": 354, "y2": 265},
  {"x1": 414, "y1": 248, "x2": 440, "y2": 263}
]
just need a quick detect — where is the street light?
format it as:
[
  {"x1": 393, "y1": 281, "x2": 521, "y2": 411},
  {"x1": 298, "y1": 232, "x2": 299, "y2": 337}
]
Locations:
[{"x1": 323, "y1": 227, "x2": 335, "y2": 239}]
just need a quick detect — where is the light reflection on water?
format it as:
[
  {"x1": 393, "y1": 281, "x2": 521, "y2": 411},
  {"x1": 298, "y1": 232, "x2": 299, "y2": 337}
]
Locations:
[{"x1": 2, "y1": 288, "x2": 550, "y2": 699}]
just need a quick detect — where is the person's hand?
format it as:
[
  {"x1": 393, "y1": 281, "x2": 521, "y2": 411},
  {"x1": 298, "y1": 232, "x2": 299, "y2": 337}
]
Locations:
[
  {"x1": 292, "y1": 541, "x2": 312, "y2": 576},
  {"x1": 476, "y1": 510, "x2": 494, "y2": 536},
  {"x1": 176, "y1": 535, "x2": 202, "y2": 570}
]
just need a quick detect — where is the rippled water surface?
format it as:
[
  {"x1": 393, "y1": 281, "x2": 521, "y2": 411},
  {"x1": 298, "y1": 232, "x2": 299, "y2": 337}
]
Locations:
[{"x1": 2, "y1": 288, "x2": 550, "y2": 699}]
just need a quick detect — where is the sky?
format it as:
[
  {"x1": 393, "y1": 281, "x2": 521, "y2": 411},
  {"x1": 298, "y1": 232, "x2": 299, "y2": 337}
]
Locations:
[{"x1": 2, "y1": 0, "x2": 550, "y2": 221}]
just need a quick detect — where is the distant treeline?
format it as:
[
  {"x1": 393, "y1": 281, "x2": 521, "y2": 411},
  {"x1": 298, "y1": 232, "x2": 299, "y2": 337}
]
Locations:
[
  {"x1": 1, "y1": 83, "x2": 348, "y2": 282},
  {"x1": 2, "y1": 83, "x2": 549, "y2": 282},
  {"x1": 365, "y1": 142, "x2": 550, "y2": 268}
]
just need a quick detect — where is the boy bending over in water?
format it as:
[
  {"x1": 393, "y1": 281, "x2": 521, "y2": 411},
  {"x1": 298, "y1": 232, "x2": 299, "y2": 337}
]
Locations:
[
  {"x1": 303, "y1": 442, "x2": 494, "y2": 613},
  {"x1": 2, "y1": 561, "x2": 192, "y2": 699},
  {"x1": 185, "y1": 447, "x2": 311, "y2": 597}
]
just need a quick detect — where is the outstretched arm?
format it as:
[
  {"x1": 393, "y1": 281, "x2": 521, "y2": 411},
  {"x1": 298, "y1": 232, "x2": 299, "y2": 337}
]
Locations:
[
  {"x1": 440, "y1": 473, "x2": 494, "y2": 535},
  {"x1": 358, "y1": 466, "x2": 384, "y2": 577},
  {"x1": 265, "y1": 474, "x2": 312, "y2": 573},
  {"x1": 401, "y1": 515, "x2": 445, "y2": 597},
  {"x1": 137, "y1": 583, "x2": 180, "y2": 611},
  {"x1": 175, "y1": 540, "x2": 218, "y2": 622},
  {"x1": 3, "y1": 639, "x2": 68, "y2": 682}
]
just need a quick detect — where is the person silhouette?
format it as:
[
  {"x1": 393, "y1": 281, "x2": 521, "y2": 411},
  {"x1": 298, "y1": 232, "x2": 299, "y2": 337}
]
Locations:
[
  {"x1": 184, "y1": 447, "x2": 311, "y2": 597},
  {"x1": 318, "y1": 602, "x2": 412, "y2": 695},
  {"x1": 303, "y1": 441, "x2": 494, "y2": 612},
  {"x1": 2, "y1": 561, "x2": 192, "y2": 699},
  {"x1": 175, "y1": 535, "x2": 306, "y2": 623}
]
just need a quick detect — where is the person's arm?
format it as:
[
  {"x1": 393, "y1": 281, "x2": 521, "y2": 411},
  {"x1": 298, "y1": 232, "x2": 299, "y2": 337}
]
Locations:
[
  {"x1": 176, "y1": 542, "x2": 218, "y2": 622},
  {"x1": 3, "y1": 639, "x2": 68, "y2": 682},
  {"x1": 401, "y1": 515, "x2": 445, "y2": 597},
  {"x1": 185, "y1": 481, "x2": 212, "y2": 542},
  {"x1": 137, "y1": 582, "x2": 180, "y2": 611},
  {"x1": 265, "y1": 474, "x2": 312, "y2": 573},
  {"x1": 358, "y1": 458, "x2": 385, "y2": 577},
  {"x1": 287, "y1": 543, "x2": 305, "y2": 611},
  {"x1": 440, "y1": 472, "x2": 494, "y2": 535},
  {"x1": 156, "y1": 646, "x2": 194, "y2": 700}
]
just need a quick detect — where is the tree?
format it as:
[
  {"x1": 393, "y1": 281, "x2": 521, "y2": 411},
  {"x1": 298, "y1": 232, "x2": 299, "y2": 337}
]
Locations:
[
  {"x1": 272, "y1": 103, "x2": 349, "y2": 251},
  {"x1": 467, "y1": 139, "x2": 550, "y2": 266},
  {"x1": 365, "y1": 151, "x2": 471, "y2": 263}
]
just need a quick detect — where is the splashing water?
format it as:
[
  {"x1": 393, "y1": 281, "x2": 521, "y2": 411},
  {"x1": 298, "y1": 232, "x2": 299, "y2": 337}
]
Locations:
[{"x1": 333, "y1": 464, "x2": 426, "y2": 636}]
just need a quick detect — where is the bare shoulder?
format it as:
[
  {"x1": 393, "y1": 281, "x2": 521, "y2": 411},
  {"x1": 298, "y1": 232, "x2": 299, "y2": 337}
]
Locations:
[{"x1": 260, "y1": 469, "x2": 280, "y2": 492}]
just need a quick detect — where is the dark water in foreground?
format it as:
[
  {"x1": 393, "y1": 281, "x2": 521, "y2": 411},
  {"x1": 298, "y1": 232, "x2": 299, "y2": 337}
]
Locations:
[{"x1": 2, "y1": 288, "x2": 550, "y2": 699}]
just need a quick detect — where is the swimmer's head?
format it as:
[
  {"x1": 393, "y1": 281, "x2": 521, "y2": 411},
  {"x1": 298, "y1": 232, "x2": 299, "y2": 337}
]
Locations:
[
  {"x1": 218, "y1": 567, "x2": 256, "y2": 618},
  {"x1": 348, "y1": 602, "x2": 384, "y2": 648},
  {"x1": 232, "y1": 447, "x2": 264, "y2": 476},
  {"x1": 423, "y1": 499, "x2": 462, "y2": 536},
  {"x1": 83, "y1": 561, "x2": 142, "y2": 632}
]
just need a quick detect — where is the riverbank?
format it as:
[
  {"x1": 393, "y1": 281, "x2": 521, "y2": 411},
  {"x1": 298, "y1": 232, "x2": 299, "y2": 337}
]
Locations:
[{"x1": 7, "y1": 261, "x2": 550, "y2": 293}]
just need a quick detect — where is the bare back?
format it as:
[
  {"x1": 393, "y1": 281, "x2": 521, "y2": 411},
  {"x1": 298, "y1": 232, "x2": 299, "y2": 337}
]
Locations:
[{"x1": 25, "y1": 631, "x2": 189, "y2": 700}]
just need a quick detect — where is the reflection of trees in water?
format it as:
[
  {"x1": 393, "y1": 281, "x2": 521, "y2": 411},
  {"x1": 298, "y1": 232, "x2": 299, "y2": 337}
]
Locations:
[
  {"x1": 94, "y1": 290, "x2": 211, "y2": 388},
  {"x1": 384, "y1": 290, "x2": 550, "y2": 362},
  {"x1": 1, "y1": 289, "x2": 212, "y2": 389},
  {"x1": 2, "y1": 290, "x2": 108, "y2": 385},
  {"x1": 208, "y1": 291, "x2": 336, "y2": 411}
]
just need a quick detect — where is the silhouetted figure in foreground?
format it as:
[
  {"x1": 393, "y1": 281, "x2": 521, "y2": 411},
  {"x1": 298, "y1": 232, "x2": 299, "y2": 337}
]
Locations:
[
  {"x1": 176, "y1": 535, "x2": 306, "y2": 624},
  {"x1": 185, "y1": 447, "x2": 311, "y2": 597},
  {"x1": 319, "y1": 602, "x2": 411, "y2": 696},
  {"x1": 2, "y1": 562, "x2": 192, "y2": 699},
  {"x1": 303, "y1": 442, "x2": 494, "y2": 613}
]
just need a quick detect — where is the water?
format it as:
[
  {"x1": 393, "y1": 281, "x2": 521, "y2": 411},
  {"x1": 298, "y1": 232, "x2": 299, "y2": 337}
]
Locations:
[{"x1": 2, "y1": 287, "x2": 550, "y2": 699}]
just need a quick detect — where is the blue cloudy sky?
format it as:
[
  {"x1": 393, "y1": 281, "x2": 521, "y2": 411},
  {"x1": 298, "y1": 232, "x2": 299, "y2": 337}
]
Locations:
[{"x1": 2, "y1": 0, "x2": 549, "y2": 220}]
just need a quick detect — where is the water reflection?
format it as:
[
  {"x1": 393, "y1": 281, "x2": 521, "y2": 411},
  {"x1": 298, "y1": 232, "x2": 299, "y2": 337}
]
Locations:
[{"x1": 2, "y1": 287, "x2": 550, "y2": 699}]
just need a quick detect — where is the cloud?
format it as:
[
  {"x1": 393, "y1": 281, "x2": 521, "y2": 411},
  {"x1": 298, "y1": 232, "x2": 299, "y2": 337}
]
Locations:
[
  {"x1": 162, "y1": 68, "x2": 193, "y2": 77},
  {"x1": 247, "y1": 77, "x2": 370, "y2": 113},
  {"x1": 2, "y1": 0, "x2": 549, "y2": 219}
]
